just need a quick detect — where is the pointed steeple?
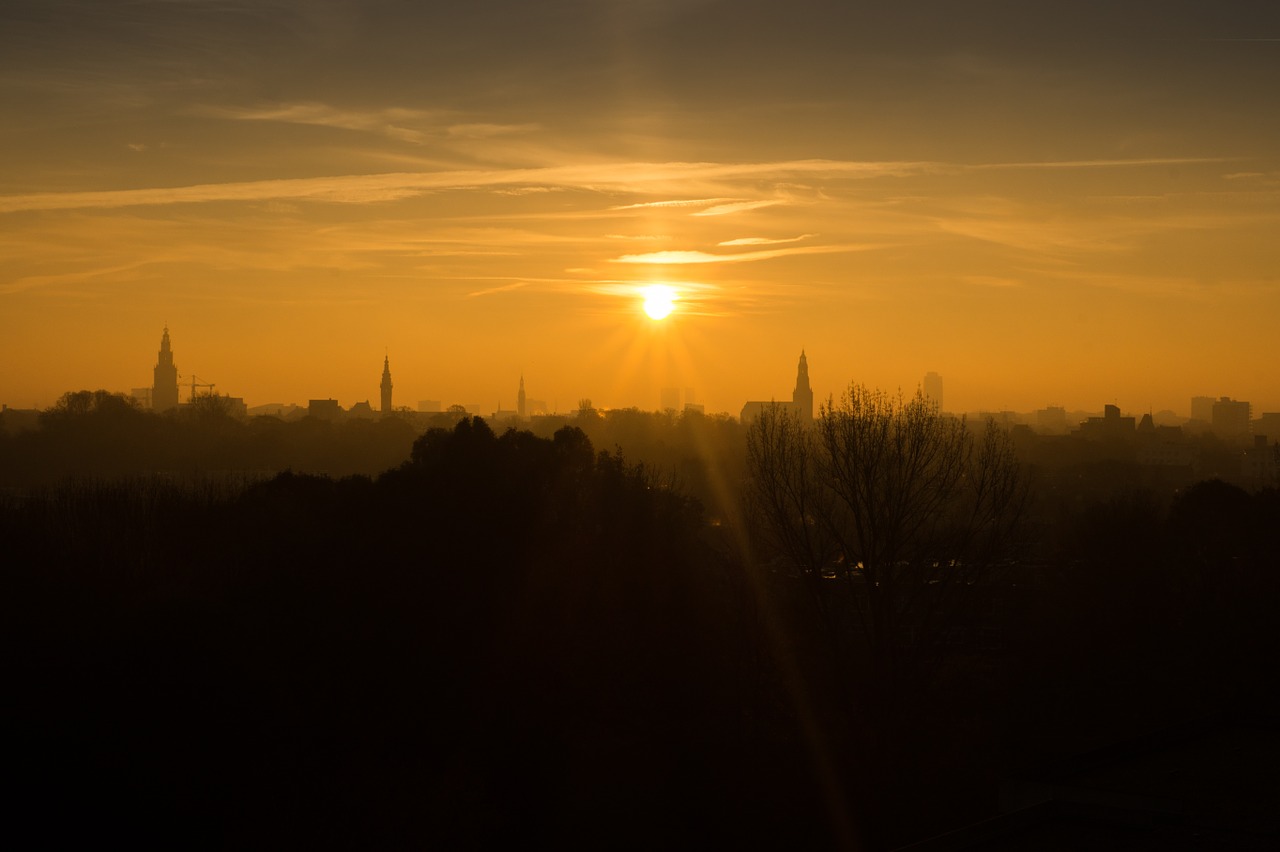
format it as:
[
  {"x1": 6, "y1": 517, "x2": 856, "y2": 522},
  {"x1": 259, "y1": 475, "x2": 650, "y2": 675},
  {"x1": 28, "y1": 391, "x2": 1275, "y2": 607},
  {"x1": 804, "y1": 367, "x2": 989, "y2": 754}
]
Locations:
[
  {"x1": 152, "y1": 326, "x2": 179, "y2": 412},
  {"x1": 380, "y1": 354, "x2": 393, "y2": 415},
  {"x1": 792, "y1": 349, "x2": 813, "y2": 421},
  {"x1": 517, "y1": 373, "x2": 527, "y2": 419}
]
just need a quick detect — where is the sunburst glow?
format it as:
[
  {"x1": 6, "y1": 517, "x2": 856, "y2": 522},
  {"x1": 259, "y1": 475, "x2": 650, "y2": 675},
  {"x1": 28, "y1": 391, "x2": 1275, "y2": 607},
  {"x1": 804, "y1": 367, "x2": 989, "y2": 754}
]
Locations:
[{"x1": 642, "y1": 285, "x2": 677, "y2": 320}]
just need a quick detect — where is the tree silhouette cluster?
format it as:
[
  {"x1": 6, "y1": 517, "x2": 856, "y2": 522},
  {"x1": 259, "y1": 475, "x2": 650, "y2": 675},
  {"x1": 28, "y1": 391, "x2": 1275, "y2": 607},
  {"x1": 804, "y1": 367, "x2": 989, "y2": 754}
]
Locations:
[
  {"x1": 747, "y1": 386, "x2": 1026, "y2": 677},
  {"x1": 0, "y1": 390, "x2": 420, "y2": 485},
  {"x1": 3, "y1": 401, "x2": 1279, "y2": 848},
  {"x1": 3, "y1": 418, "x2": 833, "y2": 847}
]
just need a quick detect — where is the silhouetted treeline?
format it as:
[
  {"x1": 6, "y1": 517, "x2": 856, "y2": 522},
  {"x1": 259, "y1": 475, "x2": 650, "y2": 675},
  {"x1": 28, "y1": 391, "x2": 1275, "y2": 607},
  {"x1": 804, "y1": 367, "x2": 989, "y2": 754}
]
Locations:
[
  {"x1": 0, "y1": 390, "x2": 420, "y2": 485},
  {"x1": 2, "y1": 418, "x2": 844, "y2": 847},
  {"x1": 519, "y1": 406, "x2": 750, "y2": 522},
  {"x1": 3, "y1": 401, "x2": 1279, "y2": 847}
]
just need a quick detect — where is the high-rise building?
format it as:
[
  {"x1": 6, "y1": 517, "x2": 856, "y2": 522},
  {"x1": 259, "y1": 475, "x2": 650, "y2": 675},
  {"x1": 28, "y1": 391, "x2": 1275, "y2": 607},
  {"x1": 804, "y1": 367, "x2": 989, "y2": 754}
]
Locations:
[
  {"x1": 152, "y1": 326, "x2": 179, "y2": 412},
  {"x1": 1256, "y1": 412, "x2": 1280, "y2": 443},
  {"x1": 517, "y1": 375, "x2": 527, "y2": 419},
  {"x1": 1077, "y1": 403, "x2": 1136, "y2": 441},
  {"x1": 923, "y1": 371, "x2": 943, "y2": 412},
  {"x1": 380, "y1": 355, "x2": 393, "y2": 415},
  {"x1": 792, "y1": 350, "x2": 813, "y2": 421},
  {"x1": 1211, "y1": 397, "x2": 1251, "y2": 441},
  {"x1": 1190, "y1": 396, "x2": 1215, "y2": 424},
  {"x1": 660, "y1": 387, "x2": 681, "y2": 412},
  {"x1": 1035, "y1": 405, "x2": 1068, "y2": 434}
]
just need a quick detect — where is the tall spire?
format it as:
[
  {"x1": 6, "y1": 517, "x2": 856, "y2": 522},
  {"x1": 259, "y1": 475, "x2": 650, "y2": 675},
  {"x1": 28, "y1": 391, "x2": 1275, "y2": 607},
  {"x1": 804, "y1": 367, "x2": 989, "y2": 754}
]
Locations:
[
  {"x1": 380, "y1": 354, "x2": 393, "y2": 415},
  {"x1": 152, "y1": 326, "x2": 179, "y2": 412},
  {"x1": 517, "y1": 373, "x2": 527, "y2": 419},
  {"x1": 792, "y1": 349, "x2": 813, "y2": 421}
]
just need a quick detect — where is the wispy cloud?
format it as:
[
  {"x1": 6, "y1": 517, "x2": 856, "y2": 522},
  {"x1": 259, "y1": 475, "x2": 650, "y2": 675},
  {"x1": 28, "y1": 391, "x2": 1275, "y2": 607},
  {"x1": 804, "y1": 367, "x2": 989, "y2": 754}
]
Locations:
[
  {"x1": 193, "y1": 102, "x2": 442, "y2": 143},
  {"x1": 719, "y1": 234, "x2": 816, "y2": 247},
  {"x1": 969, "y1": 157, "x2": 1226, "y2": 172},
  {"x1": 693, "y1": 200, "x2": 783, "y2": 217},
  {"x1": 0, "y1": 156, "x2": 1237, "y2": 215},
  {"x1": 612, "y1": 244, "x2": 874, "y2": 265},
  {"x1": 467, "y1": 281, "x2": 529, "y2": 297},
  {"x1": 447, "y1": 123, "x2": 540, "y2": 138},
  {"x1": 0, "y1": 261, "x2": 152, "y2": 296},
  {"x1": 610, "y1": 198, "x2": 735, "y2": 211}
]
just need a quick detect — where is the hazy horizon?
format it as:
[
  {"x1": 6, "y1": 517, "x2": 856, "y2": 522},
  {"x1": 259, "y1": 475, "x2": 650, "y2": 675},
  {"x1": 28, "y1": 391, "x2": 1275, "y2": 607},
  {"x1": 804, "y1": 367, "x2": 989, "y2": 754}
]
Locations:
[
  {"x1": 3, "y1": 2, "x2": 1279, "y2": 414},
  {"x1": 2, "y1": 328, "x2": 1272, "y2": 421}
]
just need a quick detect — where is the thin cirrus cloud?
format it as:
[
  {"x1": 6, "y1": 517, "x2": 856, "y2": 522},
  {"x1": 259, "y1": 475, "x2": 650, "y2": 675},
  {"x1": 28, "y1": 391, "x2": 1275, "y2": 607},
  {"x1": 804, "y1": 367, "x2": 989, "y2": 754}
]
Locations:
[
  {"x1": 612, "y1": 244, "x2": 873, "y2": 265},
  {"x1": 466, "y1": 281, "x2": 530, "y2": 298},
  {"x1": 611, "y1": 198, "x2": 783, "y2": 217},
  {"x1": 191, "y1": 103, "x2": 441, "y2": 143},
  {"x1": 447, "y1": 123, "x2": 541, "y2": 139},
  {"x1": 192, "y1": 102, "x2": 541, "y2": 145},
  {"x1": 610, "y1": 198, "x2": 737, "y2": 211},
  {"x1": 0, "y1": 165, "x2": 825, "y2": 214},
  {"x1": 692, "y1": 200, "x2": 783, "y2": 217},
  {"x1": 719, "y1": 234, "x2": 816, "y2": 247},
  {"x1": 0, "y1": 157, "x2": 1233, "y2": 215}
]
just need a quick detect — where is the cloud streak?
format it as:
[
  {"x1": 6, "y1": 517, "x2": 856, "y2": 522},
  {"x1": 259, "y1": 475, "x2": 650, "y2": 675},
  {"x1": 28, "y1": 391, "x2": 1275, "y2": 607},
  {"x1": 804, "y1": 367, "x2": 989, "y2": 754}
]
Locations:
[
  {"x1": 719, "y1": 234, "x2": 816, "y2": 247},
  {"x1": 193, "y1": 102, "x2": 443, "y2": 144},
  {"x1": 612, "y1": 244, "x2": 875, "y2": 265},
  {"x1": 0, "y1": 156, "x2": 1235, "y2": 215},
  {"x1": 693, "y1": 200, "x2": 783, "y2": 216},
  {"x1": 466, "y1": 281, "x2": 530, "y2": 298},
  {"x1": 610, "y1": 198, "x2": 736, "y2": 211}
]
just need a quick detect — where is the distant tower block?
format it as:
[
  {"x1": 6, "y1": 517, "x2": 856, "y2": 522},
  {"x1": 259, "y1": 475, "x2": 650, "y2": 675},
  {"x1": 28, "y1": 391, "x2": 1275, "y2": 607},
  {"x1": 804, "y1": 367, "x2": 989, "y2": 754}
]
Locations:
[
  {"x1": 1190, "y1": 396, "x2": 1214, "y2": 424},
  {"x1": 660, "y1": 387, "x2": 681, "y2": 412},
  {"x1": 792, "y1": 350, "x2": 813, "y2": 421},
  {"x1": 924, "y1": 372, "x2": 943, "y2": 412},
  {"x1": 380, "y1": 355, "x2": 393, "y2": 415},
  {"x1": 517, "y1": 375, "x2": 527, "y2": 419},
  {"x1": 152, "y1": 326, "x2": 179, "y2": 412}
]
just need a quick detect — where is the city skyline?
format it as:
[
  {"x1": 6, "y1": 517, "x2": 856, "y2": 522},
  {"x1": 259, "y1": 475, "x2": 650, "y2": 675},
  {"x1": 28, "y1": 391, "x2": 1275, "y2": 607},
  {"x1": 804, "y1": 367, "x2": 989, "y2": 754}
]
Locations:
[
  {"x1": 3, "y1": 3, "x2": 1279, "y2": 414},
  {"x1": 6, "y1": 323, "x2": 1273, "y2": 425}
]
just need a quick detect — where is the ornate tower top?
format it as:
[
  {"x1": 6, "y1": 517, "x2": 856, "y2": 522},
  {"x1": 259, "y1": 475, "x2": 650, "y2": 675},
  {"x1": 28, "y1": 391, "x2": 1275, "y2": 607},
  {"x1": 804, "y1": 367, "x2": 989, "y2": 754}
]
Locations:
[
  {"x1": 517, "y1": 374, "x2": 527, "y2": 419},
  {"x1": 380, "y1": 355, "x2": 393, "y2": 415},
  {"x1": 792, "y1": 349, "x2": 813, "y2": 421},
  {"x1": 152, "y1": 326, "x2": 179, "y2": 412}
]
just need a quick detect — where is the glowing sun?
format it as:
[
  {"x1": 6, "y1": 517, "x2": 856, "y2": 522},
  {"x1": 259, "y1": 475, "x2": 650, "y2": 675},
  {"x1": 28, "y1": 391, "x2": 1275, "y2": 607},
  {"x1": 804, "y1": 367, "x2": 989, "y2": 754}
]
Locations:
[{"x1": 642, "y1": 285, "x2": 676, "y2": 320}]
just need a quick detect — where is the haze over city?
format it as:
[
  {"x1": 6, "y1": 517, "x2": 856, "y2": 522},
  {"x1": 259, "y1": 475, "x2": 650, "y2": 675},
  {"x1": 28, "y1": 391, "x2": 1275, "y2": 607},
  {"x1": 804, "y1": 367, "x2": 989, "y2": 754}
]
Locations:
[{"x1": 3, "y1": 1, "x2": 1279, "y2": 414}]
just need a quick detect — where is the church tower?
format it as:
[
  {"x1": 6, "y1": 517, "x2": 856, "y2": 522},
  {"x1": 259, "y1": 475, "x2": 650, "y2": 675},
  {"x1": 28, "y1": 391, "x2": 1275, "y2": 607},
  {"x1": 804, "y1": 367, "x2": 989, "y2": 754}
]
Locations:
[
  {"x1": 152, "y1": 326, "x2": 179, "y2": 412},
  {"x1": 792, "y1": 350, "x2": 813, "y2": 421},
  {"x1": 380, "y1": 355, "x2": 393, "y2": 415},
  {"x1": 517, "y1": 374, "x2": 526, "y2": 419}
]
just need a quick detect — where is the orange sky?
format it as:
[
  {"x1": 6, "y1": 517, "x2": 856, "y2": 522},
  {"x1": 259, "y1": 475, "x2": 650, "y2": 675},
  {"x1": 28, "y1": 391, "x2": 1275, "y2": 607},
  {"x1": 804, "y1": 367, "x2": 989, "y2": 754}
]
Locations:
[{"x1": 2, "y1": 2, "x2": 1278, "y2": 416}]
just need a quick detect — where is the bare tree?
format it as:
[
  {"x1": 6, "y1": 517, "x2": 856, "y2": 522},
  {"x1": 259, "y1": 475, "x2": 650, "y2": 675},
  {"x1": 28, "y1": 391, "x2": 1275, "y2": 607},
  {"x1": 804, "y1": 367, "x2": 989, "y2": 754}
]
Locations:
[
  {"x1": 747, "y1": 385, "x2": 1025, "y2": 674},
  {"x1": 745, "y1": 401, "x2": 841, "y2": 604}
]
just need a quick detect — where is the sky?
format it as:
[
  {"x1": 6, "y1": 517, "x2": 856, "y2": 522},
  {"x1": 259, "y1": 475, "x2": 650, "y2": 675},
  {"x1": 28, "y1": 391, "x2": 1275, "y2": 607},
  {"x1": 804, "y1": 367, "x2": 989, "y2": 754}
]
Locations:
[{"x1": 2, "y1": 0, "x2": 1279, "y2": 417}]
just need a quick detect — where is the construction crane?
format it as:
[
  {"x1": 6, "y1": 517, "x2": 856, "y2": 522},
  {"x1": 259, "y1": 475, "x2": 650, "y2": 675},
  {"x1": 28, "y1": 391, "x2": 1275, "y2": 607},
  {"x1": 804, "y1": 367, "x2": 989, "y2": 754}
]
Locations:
[{"x1": 182, "y1": 374, "x2": 216, "y2": 402}]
